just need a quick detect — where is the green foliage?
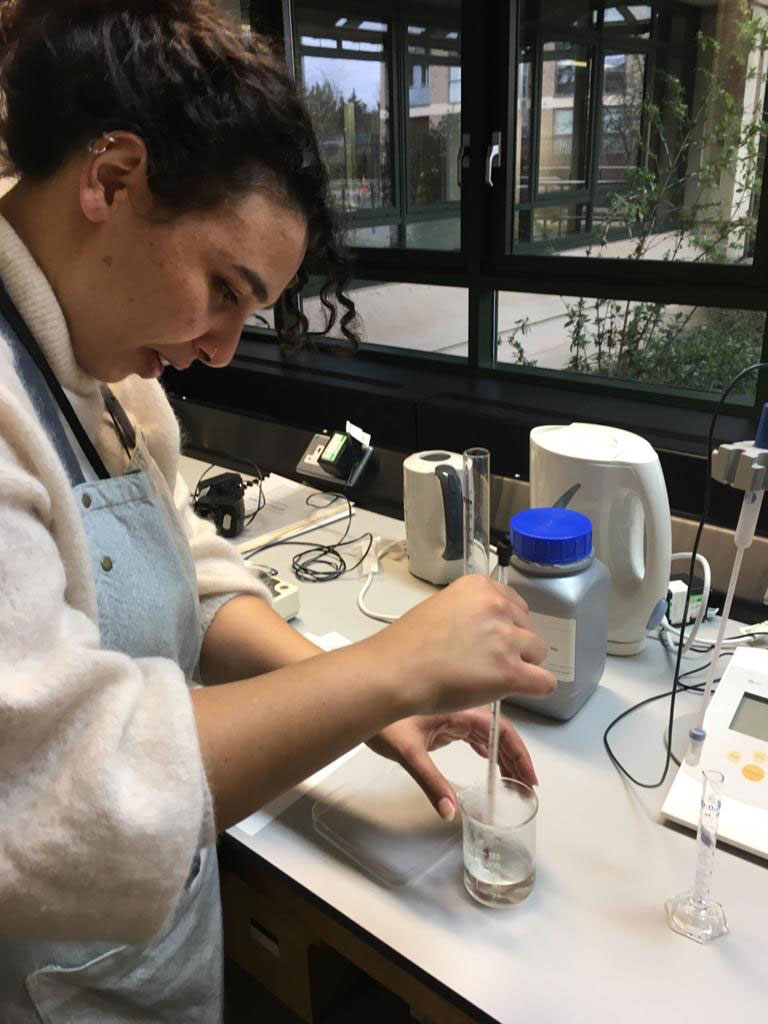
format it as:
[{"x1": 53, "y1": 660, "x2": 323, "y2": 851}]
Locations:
[
  {"x1": 502, "y1": 2, "x2": 768, "y2": 392},
  {"x1": 499, "y1": 317, "x2": 537, "y2": 367}
]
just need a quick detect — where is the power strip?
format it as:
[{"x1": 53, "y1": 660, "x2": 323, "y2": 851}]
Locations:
[{"x1": 248, "y1": 566, "x2": 301, "y2": 621}]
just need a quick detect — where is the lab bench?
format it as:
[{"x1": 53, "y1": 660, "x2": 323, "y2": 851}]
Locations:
[{"x1": 218, "y1": 503, "x2": 768, "y2": 1024}]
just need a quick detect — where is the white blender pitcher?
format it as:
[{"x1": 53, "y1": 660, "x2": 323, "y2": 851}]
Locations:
[{"x1": 530, "y1": 423, "x2": 671, "y2": 655}]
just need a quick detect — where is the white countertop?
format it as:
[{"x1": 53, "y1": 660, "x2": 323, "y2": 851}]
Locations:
[{"x1": 182, "y1": 458, "x2": 768, "y2": 1023}]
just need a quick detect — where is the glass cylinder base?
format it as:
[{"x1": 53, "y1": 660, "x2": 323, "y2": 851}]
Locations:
[{"x1": 665, "y1": 891, "x2": 729, "y2": 944}]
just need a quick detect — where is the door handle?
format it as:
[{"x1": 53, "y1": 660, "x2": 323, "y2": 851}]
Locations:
[
  {"x1": 485, "y1": 131, "x2": 501, "y2": 187},
  {"x1": 457, "y1": 132, "x2": 471, "y2": 187}
]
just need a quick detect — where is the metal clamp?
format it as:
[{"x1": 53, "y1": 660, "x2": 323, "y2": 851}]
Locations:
[
  {"x1": 485, "y1": 130, "x2": 501, "y2": 187},
  {"x1": 456, "y1": 133, "x2": 471, "y2": 187}
]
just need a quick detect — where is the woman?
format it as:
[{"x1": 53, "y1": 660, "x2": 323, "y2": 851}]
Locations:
[{"x1": 0, "y1": 1, "x2": 555, "y2": 1020}]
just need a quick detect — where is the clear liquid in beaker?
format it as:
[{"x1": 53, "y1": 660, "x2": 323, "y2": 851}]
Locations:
[{"x1": 463, "y1": 823, "x2": 535, "y2": 907}]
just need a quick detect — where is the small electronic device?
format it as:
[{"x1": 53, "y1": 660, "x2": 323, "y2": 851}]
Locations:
[
  {"x1": 296, "y1": 431, "x2": 373, "y2": 488},
  {"x1": 194, "y1": 471, "x2": 246, "y2": 538},
  {"x1": 667, "y1": 572, "x2": 706, "y2": 626},
  {"x1": 662, "y1": 646, "x2": 768, "y2": 859},
  {"x1": 318, "y1": 431, "x2": 363, "y2": 479},
  {"x1": 248, "y1": 566, "x2": 300, "y2": 621}
]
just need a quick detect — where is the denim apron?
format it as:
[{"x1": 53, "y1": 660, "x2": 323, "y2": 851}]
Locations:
[{"x1": 0, "y1": 284, "x2": 223, "y2": 1023}]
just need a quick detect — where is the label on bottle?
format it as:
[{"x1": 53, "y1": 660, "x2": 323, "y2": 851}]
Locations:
[{"x1": 528, "y1": 611, "x2": 576, "y2": 682}]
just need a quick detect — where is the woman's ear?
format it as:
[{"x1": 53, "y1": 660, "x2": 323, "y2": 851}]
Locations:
[{"x1": 79, "y1": 132, "x2": 150, "y2": 223}]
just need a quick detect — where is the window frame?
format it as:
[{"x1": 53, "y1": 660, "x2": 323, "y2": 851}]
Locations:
[{"x1": 233, "y1": 0, "x2": 768, "y2": 474}]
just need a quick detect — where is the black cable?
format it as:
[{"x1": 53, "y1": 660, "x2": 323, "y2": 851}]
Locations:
[
  {"x1": 192, "y1": 463, "x2": 217, "y2": 507},
  {"x1": 603, "y1": 361, "x2": 768, "y2": 788},
  {"x1": 244, "y1": 491, "x2": 375, "y2": 582}
]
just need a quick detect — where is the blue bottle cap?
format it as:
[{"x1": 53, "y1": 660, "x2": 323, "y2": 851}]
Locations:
[{"x1": 509, "y1": 507, "x2": 593, "y2": 565}]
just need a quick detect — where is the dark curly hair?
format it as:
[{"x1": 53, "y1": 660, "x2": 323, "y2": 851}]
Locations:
[{"x1": 0, "y1": 0, "x2": 359, "y2": 348}]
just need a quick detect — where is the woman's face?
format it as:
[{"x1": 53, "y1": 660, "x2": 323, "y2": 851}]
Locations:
[{"x1": 60, "y1": 141, "x2": 309, "y2": 383}]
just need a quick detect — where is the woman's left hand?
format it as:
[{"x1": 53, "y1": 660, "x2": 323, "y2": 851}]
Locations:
[{"x1": 366, "y1": 707, "x2": 537, "y2": 821}]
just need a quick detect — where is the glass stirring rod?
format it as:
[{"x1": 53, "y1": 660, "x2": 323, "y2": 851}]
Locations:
[{"x1": 486, "y1": 538, "x2": 512, "y2": 823}]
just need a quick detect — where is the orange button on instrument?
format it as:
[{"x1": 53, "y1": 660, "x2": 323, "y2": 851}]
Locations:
[
  {"x1": 753, "y1": 751, "x2": 766, "y2": 763},
  {"x1": 742, "y1": 763, "x2": 765, "y2": 782},
  {"x1": 726, "y1": 750, "x2": 742, "y2": 763}
]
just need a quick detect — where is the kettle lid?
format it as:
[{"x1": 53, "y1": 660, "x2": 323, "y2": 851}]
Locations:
[
  {"x1": 531, "y1": 423, "x2": 657, "y2": 465},
  {"x1": 510, "y1": 507, "x2": 592, "y2": 565}
]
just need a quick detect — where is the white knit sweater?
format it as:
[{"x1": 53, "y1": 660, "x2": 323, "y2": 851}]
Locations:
[{"x1": 0, "y1": 215, "x2": 267, "y2": 944}]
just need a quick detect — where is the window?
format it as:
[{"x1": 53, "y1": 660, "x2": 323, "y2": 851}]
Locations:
[
  {"x1": 295, "y1": 10, "x2": 393, "y2": 221},
  {"x1": 304, "y1": 278, "x2": 468, "y2": 356},
  {"x1": 224, "y1": 1, "x2": 768, "y2": 491},
  {"x1": 294, "y1": 2, "x2": 462, "y2": 250}
]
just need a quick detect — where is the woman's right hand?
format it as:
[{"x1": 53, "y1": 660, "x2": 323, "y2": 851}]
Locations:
[{"x1": 364, "y1": 573, "x2": 557, "y2": 717}]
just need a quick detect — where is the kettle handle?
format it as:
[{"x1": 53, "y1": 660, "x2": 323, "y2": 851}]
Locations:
[
  {"x1": 435, "y1": 465, "x2": 464, "y2": 562},
  {"x1": 634, "y1": 461, "x2": 672, "y2": 622}
]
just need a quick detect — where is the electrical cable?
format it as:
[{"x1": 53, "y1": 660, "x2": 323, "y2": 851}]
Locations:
[
  {"x1": 357, "y1": 540, "x2": 406, "y2": 623},
  {"x1": 603, "y1": 360, "x2": 768, "y2": 789},
  {"x1": 658, "y1": 551, "x2": 712, "y2": 655},
  {"x1": 653, "y1": 628, "x2": 768, "y2": 654},
  {"x1": 244, "y1": 491, "x2": 376, "y2": 583}
]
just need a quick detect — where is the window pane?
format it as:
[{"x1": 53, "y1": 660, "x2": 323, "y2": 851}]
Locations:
[
  {"x1": 303, "y1": 279, "x2": 468, "y2": 356},
  {"x1": 346, "y1": 223, "x2": 399, "y2": 247},
  {"x1": 603, "y1": 6, "x2": 653, "y2": 38},
  {"x1": 531, "y1": 203, "x2": 589, "y2": 245},
  {"x1": 598, "y1": 52, "x2": 646, "y2": 185},
  {"x1": 513, "y1": 2, "x2": 768, "y2": 264},
  {"x1": 495, "y1": 291, "x2": 762, "y2": 396},
  {"x1": 522, "y1": 0, "x2": 596, "y2": 31},
  {"x1": 406, "y1": 20, "x2": 461, "y2": 250},
  {"x1": 295, "y1": 10, "x2": 392, "y2": 213},
  {"x1": 539, "y1": 42, "x2": 592, "y2": 194}
]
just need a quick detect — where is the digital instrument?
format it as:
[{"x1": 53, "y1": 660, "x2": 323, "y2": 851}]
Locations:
[
  {"x1": 296, "y1": 431, "x2": 373, "y2": 488},
  {"x1": 662, "y1": 646, "x2": 768, "y2": 859}
]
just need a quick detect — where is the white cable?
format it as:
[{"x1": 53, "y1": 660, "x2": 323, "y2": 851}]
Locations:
[
  {"x1": 658, "y1": 551, "x2": 711, "y2": 656},
  {"x1": 357, "y1": 540, "x2": 405, "y2": 624}
]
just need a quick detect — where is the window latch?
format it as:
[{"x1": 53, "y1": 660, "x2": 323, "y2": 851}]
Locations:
[
  {"x1": 457, "y1": 133, "x2": 471, "y2": 188},
  {"x1": 485, "y1": 131, "x2": 502, "y2": 187}
]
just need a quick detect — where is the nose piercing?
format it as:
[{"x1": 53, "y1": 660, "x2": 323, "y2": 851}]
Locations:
[
  {"x1": 86, "y1": 134, "x2": 117, "y2": 156},
  {"x1": 202, "y1": 345, "x2": 218, "y2": 363}
]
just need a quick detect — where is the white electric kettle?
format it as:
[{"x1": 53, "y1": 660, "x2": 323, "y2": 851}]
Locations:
[
  {"x1": 403, "y1": 450, "x2": 465, "y2": 585},
  {"x1": 530, "y1": 423, "x2": 671, "y2": 655}
]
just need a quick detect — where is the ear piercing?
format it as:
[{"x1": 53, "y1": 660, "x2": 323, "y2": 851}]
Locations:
[{"x1": 86, "y1": 134, "x2": 117, "y2": 156}]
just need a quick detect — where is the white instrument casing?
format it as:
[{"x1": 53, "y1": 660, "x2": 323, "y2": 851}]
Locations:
[{"x1": 662, "y1": 646, "x2": 768, "y2": 860}]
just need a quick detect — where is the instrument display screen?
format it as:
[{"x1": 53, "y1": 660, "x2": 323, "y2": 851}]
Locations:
[{"x1": 729, "y1": 691, "x2": 768, "y2": 742}]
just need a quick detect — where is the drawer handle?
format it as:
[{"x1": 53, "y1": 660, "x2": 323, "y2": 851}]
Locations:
[{"x1": 249, "y1": 917, "x2": 280, "y2": 958}]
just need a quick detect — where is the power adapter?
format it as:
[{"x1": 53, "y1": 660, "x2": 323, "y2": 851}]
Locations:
[
  {"x1": 667, "y1": 572, "x2": 706, "y2": 626},
  {"x1": 194, "y1": 471, "x2": 246, "y2": 538}
]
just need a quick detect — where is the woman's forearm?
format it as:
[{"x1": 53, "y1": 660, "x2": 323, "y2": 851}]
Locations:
[
  {"x1": 198, "y1": 594, "x2": 320, "y2": 683},
  {"x1": 191, "y1": 636, "x2": 411, "y2": 830}
]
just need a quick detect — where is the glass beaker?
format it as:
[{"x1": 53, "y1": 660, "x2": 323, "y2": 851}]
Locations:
[
  {"x1": 462, "y1": 447, "x2": 490, "y2": 577},
  {"x1": 458, "y1": 778, "x2": 538, "y2": 908}
]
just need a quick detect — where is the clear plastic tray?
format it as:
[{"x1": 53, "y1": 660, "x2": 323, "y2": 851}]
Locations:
[{"x1": 312, "y1": 762, "x2": 461, "y2": 887}]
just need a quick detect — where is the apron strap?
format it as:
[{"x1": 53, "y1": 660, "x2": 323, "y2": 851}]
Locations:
[{"x1": 0, "y1": 280, "x2": 112, "y2": 482}]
